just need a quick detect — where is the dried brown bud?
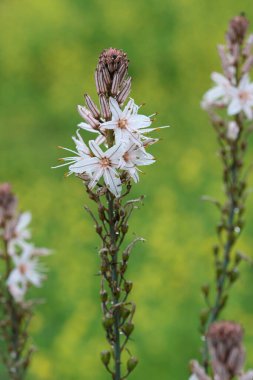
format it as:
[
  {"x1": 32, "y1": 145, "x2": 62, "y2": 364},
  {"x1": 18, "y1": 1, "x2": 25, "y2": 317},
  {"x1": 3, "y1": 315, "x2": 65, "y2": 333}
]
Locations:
[
  {"x1": 227, "y1": 15, "x2": 249, "y2": 45},
  {"x1": 206, "y1": 321, "x2": 245, "y2": 380},
  {"x1": 0, "y1": 183, "x2": 17, "y2": 226}
]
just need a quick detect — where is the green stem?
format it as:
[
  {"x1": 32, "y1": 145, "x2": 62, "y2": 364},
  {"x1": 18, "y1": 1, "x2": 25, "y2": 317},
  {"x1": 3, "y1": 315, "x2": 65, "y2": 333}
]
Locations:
[{"x1": 107, "y1": 192, "x2": 121, "y2": 380}]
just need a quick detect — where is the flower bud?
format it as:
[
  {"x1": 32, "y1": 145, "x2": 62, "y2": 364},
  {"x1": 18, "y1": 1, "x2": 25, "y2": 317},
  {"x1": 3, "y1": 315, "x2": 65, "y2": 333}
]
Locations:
[
  {"x1": 124, "y1": 280, "x2": 133, "y2": 293},
  {"x1": 100, "y1": 350, "x2": 111, "y2": 366},
  {"x1": 102, "y1": 313, "x2": 114, "y2": 329},
  {"x1": 127, "y1": 356, "x2": 138, "y2": 373},
  {"x1": 122, "y1": 321, "x2": 134, "y2": 336},
  {"x1": 207, "y1": 321, "x2": 245, "y2": 379},
  {"x1": 227, "y1": 15, "x2": 249, "y2": 45},
  {"x1": 84, "y1": 94, "x2": 100, "y2": 118},
  {"x1": 0, "y1": 183, "x2": 17, "y2": 225},
  {"x1": 100, "y1": 290, "x2": 108, "y2": 302}
]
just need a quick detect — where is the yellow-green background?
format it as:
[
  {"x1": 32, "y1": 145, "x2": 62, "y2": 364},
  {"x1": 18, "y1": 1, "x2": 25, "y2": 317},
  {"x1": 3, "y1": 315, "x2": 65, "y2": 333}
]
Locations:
[{"x1": 1, "y1": 0, "x2": 253, "y2": 379}]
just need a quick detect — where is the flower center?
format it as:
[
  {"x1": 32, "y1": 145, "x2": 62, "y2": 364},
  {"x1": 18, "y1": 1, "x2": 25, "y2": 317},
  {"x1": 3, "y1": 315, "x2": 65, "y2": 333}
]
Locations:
[
  {"x1": 19, "y1": 263, "x2": 27, "y2": 275},
  {"x1": 123, "y1": 152, "x2": 130, "y2": 162},
  {"x1": 118, "y1": 118, "x2": 128, "y2": 129},
  {"x1": 100, "y1": 157, "x2": 111, "y2": 168},
  {"x1": 239, "y1": 90, "x2": 250, "y2": 102}
]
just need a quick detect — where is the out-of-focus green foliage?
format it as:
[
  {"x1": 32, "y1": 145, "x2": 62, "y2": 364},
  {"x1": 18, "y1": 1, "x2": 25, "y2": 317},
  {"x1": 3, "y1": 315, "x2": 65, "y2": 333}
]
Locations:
[{"x1": 1, "y1": 0, "x2": 253, "y2": 379}]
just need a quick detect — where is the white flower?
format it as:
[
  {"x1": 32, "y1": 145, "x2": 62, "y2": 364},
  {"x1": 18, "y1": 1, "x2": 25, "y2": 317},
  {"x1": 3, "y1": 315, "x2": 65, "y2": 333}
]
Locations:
[
  {"x1": 119, "y1": 142, "x2": 155, "y2": 183},
  {"x1": 189, "y1": 375, "x2": 199, "y2": 380},
  {"x1": 101, "y1": 98, "x2": 160, "y2": 145},
  {"x1": 227, "y1": 121, "x2": 240, "y2": 140},
  {"x1": 7, "y1": 212, "x2": 32, "y2": 256},
  {"x1": 7, "y1": 244, "x2": 45, "y2": 302},
  {"x1": 239, "y1": 370, "x2": 253, "y2": 380},
  {"x1": 81, "y1": 140, "x2": 124, "y2": 197},
  {"x1": 202, "y1": 72, "x2": 234, "y2": 107},
  {"x1": 52, "y1": 130, "x2": 92, "y2": 175},
  {"x1": 228, "y1": 74, "x2": 253, "y2": 119}
]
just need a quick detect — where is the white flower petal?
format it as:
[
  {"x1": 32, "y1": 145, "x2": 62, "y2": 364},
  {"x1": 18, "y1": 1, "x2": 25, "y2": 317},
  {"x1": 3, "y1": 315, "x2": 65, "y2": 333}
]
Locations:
[
  {"x1": 89, "y1": 140, "x2": 104, "y2": 158},
  {"x1": 88, "y1": 167, "x2": 104, "y2": 189},
  {"x1": 77, "y1": 122, "x2": 99, "y2": 134},
  {"x1": 109, "y1": 97, "x2": 122, "y2": 119},
  {"x1": 228, "y1": 98, "x2": 242, "y2": 115},
  {"x1": 70, "y1": 157, "x2": 99, "y2": 174},
  {"x1": 103, "y1": 168, "x2": 122, "y2": 197}
]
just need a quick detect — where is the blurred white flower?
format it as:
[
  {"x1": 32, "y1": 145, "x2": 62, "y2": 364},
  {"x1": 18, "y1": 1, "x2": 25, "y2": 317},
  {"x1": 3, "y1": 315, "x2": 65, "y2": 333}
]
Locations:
[
  {"x1": 202, "y1": 72, "x2": 234, "y2": 107},
  {"x1": 239, "y1": 370, "x2": 253, "y2": 380},
  {"x1": 7, "y1": 243, "x2": 46, "y2": 302},
  {"x1": 227, "y1": 121, "x2": 240, "y2": 140},
  {"x1": 189, "y1": 375, "x2": 199, "y2": 380},
  {"x1": 228, "y1": 74, "x2": 253, "y2": 119},
  {"x1": 7, "y1": 212, "x2": 31, "y2": 256}
]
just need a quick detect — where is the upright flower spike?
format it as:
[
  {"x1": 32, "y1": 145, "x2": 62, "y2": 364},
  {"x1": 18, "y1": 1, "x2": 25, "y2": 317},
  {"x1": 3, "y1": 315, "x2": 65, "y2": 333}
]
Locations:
[
  {"x1": 0, "y1": 183, "x2": 50, "y2": 380},
  {"x1": 196, "y1": 14, "x2": 253, "y2": 374},
  {"x1": 53, "y1": 48, "x2": 168, "y2": 380}
]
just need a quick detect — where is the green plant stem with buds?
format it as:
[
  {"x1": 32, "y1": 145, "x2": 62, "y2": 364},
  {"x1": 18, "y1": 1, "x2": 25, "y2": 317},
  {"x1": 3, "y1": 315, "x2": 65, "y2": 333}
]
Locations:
[
  {"x1": 200, "y1": 39, "x2": 251, "y2": 370},
  {"x1": 84, "y1": 183, "x2": 143, "y2": 380}
]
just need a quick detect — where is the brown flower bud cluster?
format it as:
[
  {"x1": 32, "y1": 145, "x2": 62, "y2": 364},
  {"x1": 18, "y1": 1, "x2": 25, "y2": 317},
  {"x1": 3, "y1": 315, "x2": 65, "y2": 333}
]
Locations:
[
  {"x1": 190, "y1": 321, "x2": 253, "y2": 380},
  {"x1": 95, "y1": 48, "x2": 131, "y2": 109},
  {"x1": 0, "y1": 183, "x2": 17, "y2": 227},
  {"x1": 207, "y1": 321, "x2": 245, "y2": 380}
]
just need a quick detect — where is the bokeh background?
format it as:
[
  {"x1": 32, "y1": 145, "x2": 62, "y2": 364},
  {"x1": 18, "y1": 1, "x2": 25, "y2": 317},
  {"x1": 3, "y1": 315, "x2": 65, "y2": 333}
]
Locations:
[{"x1": 1, "y1": 0, "x2": 253, "y2": 379}]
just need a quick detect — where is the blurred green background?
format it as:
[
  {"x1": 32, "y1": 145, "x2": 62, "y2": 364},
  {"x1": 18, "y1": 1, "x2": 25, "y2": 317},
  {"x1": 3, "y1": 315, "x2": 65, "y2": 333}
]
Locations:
[{"x1": 1, "y1": 0, "x2": 253, "y2": 379}]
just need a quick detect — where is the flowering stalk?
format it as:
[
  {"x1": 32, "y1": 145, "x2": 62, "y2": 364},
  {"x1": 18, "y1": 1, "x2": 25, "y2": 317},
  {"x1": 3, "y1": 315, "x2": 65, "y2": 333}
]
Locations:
[
  {"x1": 0, "y1": 183, "x2": 49, "y2": 379},
  {"x1": 200, "y1": 14, "x2": 253, "y2": 370},
  {"x1": 53, "y1": 48, "x2": 167, "y2": 379}
]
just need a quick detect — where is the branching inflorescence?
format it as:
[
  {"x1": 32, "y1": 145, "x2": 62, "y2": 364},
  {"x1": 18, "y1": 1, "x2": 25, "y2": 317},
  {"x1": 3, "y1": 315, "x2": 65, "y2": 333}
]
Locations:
[
  {"x1": 53, "y1": 47, "x2": 168, "y2": 379},
  {"x1": 192, "y1": 14, "x2": 253, "y2": 377},
  {"x1": 0, "y1": 183, "x2": 50, "y2": 380}
]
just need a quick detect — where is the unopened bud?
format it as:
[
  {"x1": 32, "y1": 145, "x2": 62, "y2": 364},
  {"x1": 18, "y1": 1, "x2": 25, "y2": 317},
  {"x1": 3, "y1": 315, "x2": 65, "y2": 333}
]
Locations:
[
  {"x1": 127, "y1": 356, "x2": 138, "y2": 373},
  {"x1": 124, "y1": 280, "x2": 133, "y2": 293},
  {"x1": 122, "y1": 321, "x2": 134, "y2": 336},
  {"x1": 207, "y1": 321, "x2": 245, "y2": 379},
  {"x1": 116, "y1": 77, "x2": 131, "y2": 104},
  {"x1": 102, "y1": 313, "x2": 114, "y2": 329},
  {"x1": 84, "y1": 94, "x2": 100, "y2": 118},
  {"x1": 100, "y1": 290, "x2": 108, "y2": 302},
  {"x1": 100, "y1": 350, "x2": 111, "y2": 366},
  {"x1": 96, "y1": 225, "x2": 102, "y2": 234},
  {"x1": 227, "y1": 15, "x2": 249, "y2": 45},
  {"x1": 111, "y1": 72, "x2": 120, "y2": 96},
  {"x1": 121, "y1": 224, "x2": 128, "y2": 234}
]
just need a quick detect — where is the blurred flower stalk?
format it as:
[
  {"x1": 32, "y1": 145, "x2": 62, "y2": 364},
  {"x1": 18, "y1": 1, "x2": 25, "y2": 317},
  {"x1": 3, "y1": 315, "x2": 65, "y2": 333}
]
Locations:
[
  {"x1": 53, "y1": 48, "x2": 167, "y2": 379},
  {"x1": 197, "y1": 14, "x2": 253, "y2": 373},
  {"x1": 0, "y1": 183, "x2": 49, "y2": 379}
]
